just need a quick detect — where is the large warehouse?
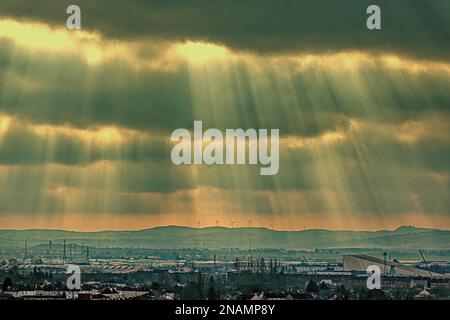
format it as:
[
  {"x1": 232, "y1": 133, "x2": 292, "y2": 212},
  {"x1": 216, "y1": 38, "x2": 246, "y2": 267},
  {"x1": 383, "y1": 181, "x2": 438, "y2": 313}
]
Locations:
[{"x1": 343, "y1": 255, "x2": 444, "y2": 278}]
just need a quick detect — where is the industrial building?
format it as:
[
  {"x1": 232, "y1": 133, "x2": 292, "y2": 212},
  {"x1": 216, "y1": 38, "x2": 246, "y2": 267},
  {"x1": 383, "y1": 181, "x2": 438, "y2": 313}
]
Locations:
[{"x1": 343, "y1": 255, "x2": 445, "y2": 278}]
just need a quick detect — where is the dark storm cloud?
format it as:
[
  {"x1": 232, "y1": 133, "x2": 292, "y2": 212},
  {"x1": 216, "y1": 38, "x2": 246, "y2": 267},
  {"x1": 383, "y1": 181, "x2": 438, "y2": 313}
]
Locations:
[
  {"x1": 0, "y1": 186, "x2": 189, "y2": 214},
  {"x1": 196, "y1": 130, "x2": 450, "y2": 194},
  {"x1": 0, "y1": 161, "x2": 195, "y2": 195},
  {"x1": 0, "y1": 42, "x2": 195, "y2": 133},
  {"x1": 0, "y1": 119, "x2": 172, "y2": 165},
  {"x1": 177, "y1": 135, "x2": 450, "y2": 215},
  {"x1": 1, "y1": 38, "x2": 449, "y2": 139},
  {"x1": 0, "y1": 0, "x2": 448, "y2": 61},
  {"x1": 0, "y1": 39, "x2": 352, "y2": 137}
]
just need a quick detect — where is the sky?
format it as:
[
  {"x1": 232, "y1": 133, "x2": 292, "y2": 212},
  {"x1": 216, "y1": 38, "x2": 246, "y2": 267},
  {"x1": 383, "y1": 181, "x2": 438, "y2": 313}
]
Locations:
[{"x1": 0, "y1": 1, "x2": 449, "y2": 231}]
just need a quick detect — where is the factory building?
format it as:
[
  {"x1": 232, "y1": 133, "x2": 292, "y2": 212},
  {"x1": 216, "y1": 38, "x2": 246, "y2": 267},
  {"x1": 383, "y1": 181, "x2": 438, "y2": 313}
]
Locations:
[{"x1": 343, "y1": 255, "x2": 445, "y2": 278}]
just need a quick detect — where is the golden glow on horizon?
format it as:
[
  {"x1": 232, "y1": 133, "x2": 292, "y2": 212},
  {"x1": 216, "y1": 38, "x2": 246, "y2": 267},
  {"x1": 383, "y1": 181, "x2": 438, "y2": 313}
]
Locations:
[{"x1": 0, "y1": 211, "x2": 448, "y2": 232}]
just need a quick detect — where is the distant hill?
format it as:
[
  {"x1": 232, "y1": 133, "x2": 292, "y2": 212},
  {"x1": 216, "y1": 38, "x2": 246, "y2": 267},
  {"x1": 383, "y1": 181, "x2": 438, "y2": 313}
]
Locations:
[{"x1": 0, "y1": 225, "x2": 448, "y2": 250}]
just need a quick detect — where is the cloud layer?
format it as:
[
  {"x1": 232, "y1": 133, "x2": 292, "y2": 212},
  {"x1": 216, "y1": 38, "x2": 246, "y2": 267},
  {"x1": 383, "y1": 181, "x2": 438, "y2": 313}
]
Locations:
[
  {"x1": 0, "y1": 0, "x2": 449, "y2": 61},
  {"x1": 0, "y1": 2, "x2": 449, "y2": 230}
]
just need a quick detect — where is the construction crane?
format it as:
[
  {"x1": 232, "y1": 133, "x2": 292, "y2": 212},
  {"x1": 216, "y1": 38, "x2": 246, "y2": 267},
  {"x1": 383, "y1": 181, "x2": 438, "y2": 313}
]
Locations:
[
  {"x1": 419, "y1": 249, "x2": 433, "y2": 281},
  {"x1": 301, "y1": 255, "x2": 316, "y2": 276}
]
